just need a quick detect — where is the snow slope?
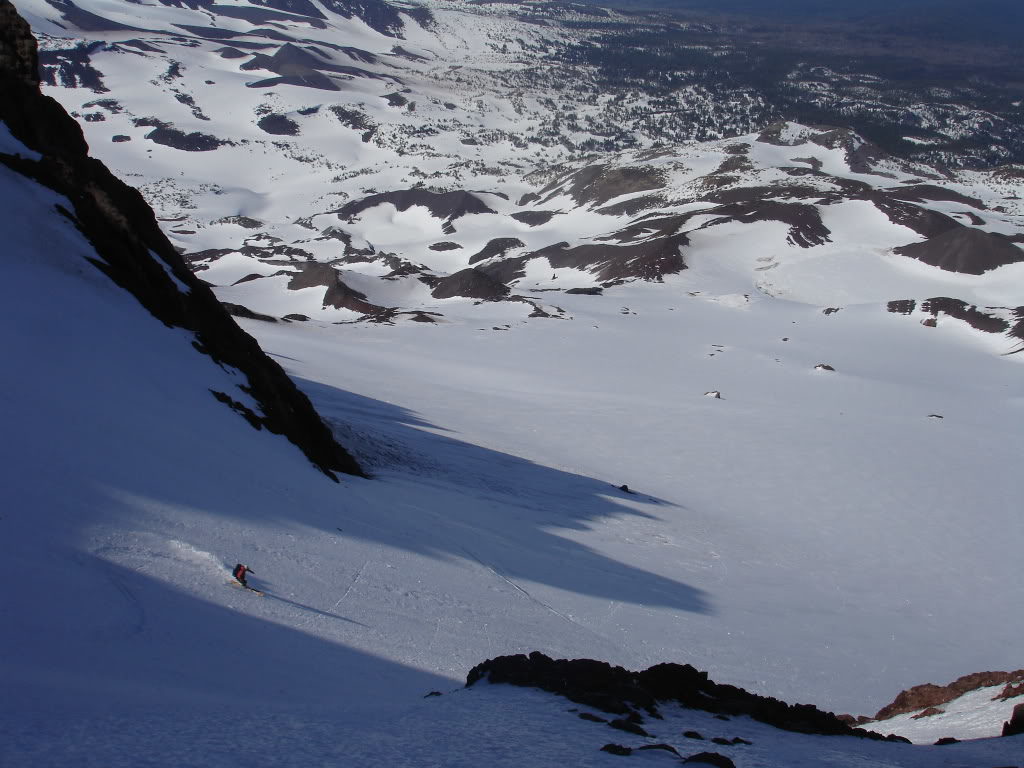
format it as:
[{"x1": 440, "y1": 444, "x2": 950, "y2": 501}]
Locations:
[
  {"x1": 5, "y1": 115, "x2": 1023, "y2": 762},
  {"x1": 3, "y1": 0, "x2": 1024, "y2": 764}
]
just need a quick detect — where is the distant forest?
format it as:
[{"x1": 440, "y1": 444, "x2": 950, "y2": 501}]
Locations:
[{"x1": 586, "y1": 0, "x2": 1024, "y2": 46}]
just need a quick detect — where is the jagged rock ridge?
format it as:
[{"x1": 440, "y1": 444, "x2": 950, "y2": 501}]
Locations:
[
  {"x1": 0, "y1": 0, "x2": 364, "y2": 479},
  {"x1": 467, "y1": 652, "x2": 909, "y2": 743}
]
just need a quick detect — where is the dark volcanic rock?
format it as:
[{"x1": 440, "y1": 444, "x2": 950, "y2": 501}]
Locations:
[
  {"x1": 469, "y1": 237, "x2": 524, "y2": 264},
  {"x1": 247, "y1": 72, "x2": 340, "y2": 91},
  {"x1": 466, "y1": 652, "x2": 892, "y2": 741},
  {"x1": 565, "y1": 287, "x2": 603, "y2": 295},
  {"x1": 222, "y1": 302, "x2": 278, "y2": 322},
  {"x1": 683, "y1": 753, "x2": 735, "y2": 768},
  {"x1": 1002, "y1": 703, "x2": 1024, "y2": 736},
  {"x1": 428, "y1": 241, "x2": 461, "y2": 251},
  {"x1": 868, "y1": 193, "x2": 962, "y2": 238},
  {"x1": 242, "y1": 42, "x2": 386, "y2": 90},
  {"x1": 337, "y1": 189, "x2": 496, "y2": 226},
  {"x1": 886, "y1": 184, "x2": 985, "y2": 210},
  {"x1": 529, "y1": 233, "x2": 688, "y2": 283},
  {"x1": 0, "y1": 1, "x2": 363, "y2": 480},
  {"x1": 510, "y1": 210, "x2": 557, "y2": 226},
  {"x1": 545, "y1": 164, "x2": 666, "y2": 207},
  {"x1": 1010, "y1": 309, "x2": 1024, "y2": 354},
  {"x1": 887, "y1": 298, "x2": 1024, "y2": 350},
  {"x1": 319, "y1": 0, "x2": 410, "y2": 37},
  {"x1": 600, "y1": 744, "x2": 632, "y2": 756},
  {"x1": 706, "y1": 200, "x2": 831, "y2": 248},
  {"x1": 609, "y1": 718, "x2": 649, "y2": 737},
  {"x1": 146, "y1": 126, "x2": 226, "y2": 151},
  {"x1": 430, "y1": 268, "x2": 509, "y2": 301},
  {"x1": 257, "y1": 113, "x2": 300, "y2": 135},
  {"x1": 214, "y1": 215, "x2": 264, "y2": 228},
  {"x1": 288, "y1": 263, "x2": 388, "y2": 315},
  {"x1": 894, "y1": 228, "x2": 1024, "y2": 275},
  {"x1": 886, "y1": 299, "x2": 916, "y2": 315},
  {"x1": 37, "y1": 42, "x2": 108, "y2": 92},
  {"x1": 920, "y1": 297, "x2": 1011, "y2": 335}
]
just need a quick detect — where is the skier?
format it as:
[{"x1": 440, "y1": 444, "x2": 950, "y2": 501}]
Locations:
[{"x1": 232, "y1": 563, "x2": 254, "y2": 587}]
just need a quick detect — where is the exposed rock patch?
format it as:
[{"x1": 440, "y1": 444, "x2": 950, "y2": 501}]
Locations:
[
  {"x1": 146, "y1": 125, "x2": 227, "y2": 151},
  {"x1": 683, "y1": 752, "x2": 735, "y2": 768},
  {"x1": 429, "y1": 268, "x2": 509, "y2": 301},
  {"x1": 428, "y1": 241, "x2": 461, "y2": 251},
  {"x1": 538, "y1": 163, "x2": 666, "y2": 207},
  {"x1": 511, "y1": 210, "x2": 558, "y2": 226},
  {"x1": 337, "y1": 189, "x2": 496, "y2": 231},
  {"x1": 469, "y1": 237, "x2": 524, "y2": 264},
  {"x1": 287, "y1": 263, "x2": 388, "y2": 315},
  {"x1": 873, "y1": 670, "x2": 1024, "y2": 720},
  {"x1": 257, "y1": 113, "x2": 300, "y2": 135},
  {"x1": 894, "y1": 227, "x2": 1024, "y2": 275}
]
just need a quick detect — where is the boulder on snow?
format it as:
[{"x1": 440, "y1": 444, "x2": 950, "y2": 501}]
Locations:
[
  {"x1": 683, "y1": 753, "x2": 735, "y2": 768},
  {"x1": 609, "y1": 718, "x2": 649, "y2": 737},
  {"x1": 600, "y1": 744, "x2": 632, "y2": 756}
]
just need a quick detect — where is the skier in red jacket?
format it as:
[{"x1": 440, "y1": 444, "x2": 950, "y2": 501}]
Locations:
[{"x1": 232, "y1": 563, "x2": 254, "y2": 586}]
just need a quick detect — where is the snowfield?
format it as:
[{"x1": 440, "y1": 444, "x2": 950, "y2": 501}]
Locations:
[{"x1": 3, "y1": 0, "x2": 1024, "y2": 764}]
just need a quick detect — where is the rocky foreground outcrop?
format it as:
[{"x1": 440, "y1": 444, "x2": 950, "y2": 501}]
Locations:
[
  {"x1": 467, "y1": 652, "x2": 908, "y2": 743},
  {"x1": 0, "y1": 0, "x2": 364, "y2": 480}
]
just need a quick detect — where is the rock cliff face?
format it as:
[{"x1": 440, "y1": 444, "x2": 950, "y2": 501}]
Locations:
[{"x1": 0, "y1": 0, "x2": 364, "y2": 480}]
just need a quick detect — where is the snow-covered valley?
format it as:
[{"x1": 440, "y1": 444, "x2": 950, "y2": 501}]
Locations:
[{"x1": 2, "y1": 0, "x2": 1024, "y2": 764}]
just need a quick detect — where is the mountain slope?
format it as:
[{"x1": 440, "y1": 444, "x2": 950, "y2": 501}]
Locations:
[{"x1": 3, "y1": 0, "x2": 1024, "y2": 764}]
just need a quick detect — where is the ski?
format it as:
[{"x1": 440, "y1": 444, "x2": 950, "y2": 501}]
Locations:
[{"x1": 227, "y1": 580, "x2": 264, "y2": 596}]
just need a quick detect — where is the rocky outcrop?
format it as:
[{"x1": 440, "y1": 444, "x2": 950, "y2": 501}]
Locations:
[
  {"x1": 894, "y1": 227, "x2": 1024, "y2": 275},
  {"x1": 873, "y1": 670, "x2": 1024, "y2": 721},
  {"x1": 0, "y1": 0, "x2": 364, "y2": 480},
  {"x1": 336, "y1": 189, "x2": 496, "y2": 233},
  {"x1": 466, "y1": 652, "x2": 904, "y2": 742},
  {"x1": 429, "y1": 267, "x2": 510, "y2": 300},
  {"x1": 1002, "y1": 703, "x2": 1024, "y2": 737},
  {"x1": 469, "y1": 237, "x2": 525, "y2": 264},
  {"x1": 288, "y1": 264, "x2": 388, "y2": 315}
]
